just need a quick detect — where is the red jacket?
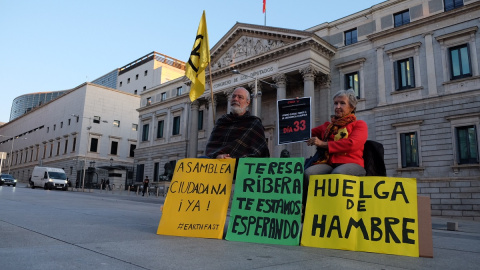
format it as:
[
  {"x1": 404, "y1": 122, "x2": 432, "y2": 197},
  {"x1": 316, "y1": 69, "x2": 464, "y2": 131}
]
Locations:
[{"x1": 311, "y1": 120, "x2": 368, "y2": 167}]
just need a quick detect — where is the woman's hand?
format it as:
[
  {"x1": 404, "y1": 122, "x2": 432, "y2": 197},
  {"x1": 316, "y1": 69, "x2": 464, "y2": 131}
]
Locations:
[
  {"x1": 216, "y1": 154, "x2": 232, "y2": 159},
  {"x1": 306, "y1": 137, "x2": 328, "y2": 148}
]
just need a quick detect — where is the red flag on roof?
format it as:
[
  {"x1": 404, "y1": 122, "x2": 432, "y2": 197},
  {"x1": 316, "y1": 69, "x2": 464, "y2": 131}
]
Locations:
[{"x1": 263, "y1": 0, "x2": 266, "y2": 13}]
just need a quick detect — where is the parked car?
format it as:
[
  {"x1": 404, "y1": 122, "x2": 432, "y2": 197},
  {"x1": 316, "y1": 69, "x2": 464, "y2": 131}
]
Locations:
[{"x1": 1, "y1": 174, "x2": 17, "y2": 187}]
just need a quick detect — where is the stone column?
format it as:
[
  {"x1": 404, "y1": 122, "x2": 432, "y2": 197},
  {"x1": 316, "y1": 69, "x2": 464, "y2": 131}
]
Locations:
[
  {"x1": 424, "y1": 33, "x2": 438, "y2": 96},
  {"x1": 188, "y1": 100, "x2": 199, "y2": 158},
  {"x1": 469, "y1": 31, "x2": 479, "y2": 76},
  {"x1": 316, "y1": 74, "x2": 332, "y2": 123},
  {"x1": 165, "y1": 107, "x2": 172, "y2": 143},
  {"x1": 272, "y1": 73, "x2": 287, "y2": 157},
  {"x1": 206, "y1": 95, "x2": 217, "y2": 136},
  {"x1": 300, "y1": 65, "x2": 318, "y2": 158},
  {"x1": 376, "y1": 46, "x2": 387, "y2": 105},
  {"x1": 225, "y1": 88, "x2": 235, "y2": 114},
  {"x1": 249, "y1": 82, "x2": 263, "y2": 118}
]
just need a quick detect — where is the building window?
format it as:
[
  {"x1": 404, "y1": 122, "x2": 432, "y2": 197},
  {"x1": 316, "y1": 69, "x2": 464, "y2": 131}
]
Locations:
[
  {"x1": 456, "y1": 126, "x2": 478, "y2": 164},
  {"x1": 134, "y1": 90, "x2": 137, "y2": 95},
  {"x1": 120, "y1": 81, "x2": 123, "y2": 87},
  {"x1": 172, "y1": 116, "x2": 181, "y2": 135},
  {"x1": 110, "y1": 141, "x2": 118, "y2": 155},
  {"x1": 132, "y1": 124, "x2": 138, "y2": 131},
  {"x1": 176, "y1": 86, "x2": 183, "y2": 96},
  {"x1": 90, "y1": 138, "x2": 98, "y2": 152},
  {"x1": 93, "y1": 116, "x2": 101, "y2": 124},
  {"x1": 161, "y1": 92, "x2": 167, "y2": 101},
  {"x1": 142, "y1": 124, "x2": 149, "y2": 141},
  {"x1": 449, "y1": 44, "x2": 471, "y2": 80},
  {"x1": 68, "y1": 119, "x2": 71, "y2": 125},
  {"x1": 400, "y1": 132, "x2": 419, "y2": 168},
  {"x1": 53, "y1": 124, "x2": 56, "y2": 131},
  {"x1": 394, "y1": 57, "x2": 415, "y2": 90},
  {"x1": 136, "y1": 74, "x2": 139, "y2": 80},
  {"x1": 43, "y1": 144, "x2": 47, "y2": 159},
  {"x1": 394, "y1": 10, "x2": 410, "y2": 27},
  {"x1": 345, "y1": 72, "x2": 360, "y2": 98},
  {"x1": 56, "y1": 141, "x2": 60, "y2": 156},
  {"x1": 49, "y1": 143, "x2": 53, "y2": 157},
  {"x1": 444, "y1": 0, "x2": 463, "y2": 12},
  {"x1": 64, "y1": 140, "x2": 68, "y2": 154},
  {"x1": 60, "y1": 122, "x2": 63, "y2": 128},
  {"x1": 157, "y1": 120, "x2": 164, "y2": 138},
  {"x1": 113, "y1": 120, "x2": 120, "y2": 127},
  {"x1": 344, "y1": 28, "x2": 357, "y2": 46},
  {"x1": 198, "y1": 110, "x2": 204, "y2": 130},
  {"x1": 146, "y1": 97, "x2": 152, "y2": 105},
  {"x1": 143, "y1": 86, "x2": 146, "y2": 91},
  {"x1": 129, "y1": 144, "x2": 136, "y2": 157},
  {"x1": 127, "y1": 78, "x2": 130, "y2": 84},
  {"x1": 72, "y1": 137, "x2": 76, "y2": 152},
  {"x1": 144, "y1": 70, "x2": 148, "y2": 76}
]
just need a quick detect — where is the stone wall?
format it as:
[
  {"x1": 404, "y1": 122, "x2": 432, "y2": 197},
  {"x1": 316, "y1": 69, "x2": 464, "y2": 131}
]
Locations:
[{"x1": 418, "y1": 179, "x2": 480, "y2": 220}]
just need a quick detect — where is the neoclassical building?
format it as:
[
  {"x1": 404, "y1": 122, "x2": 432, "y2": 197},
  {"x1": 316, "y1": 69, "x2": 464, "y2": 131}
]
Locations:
[{"x1": 136, "y1": 0, "x2": 480, "y2": 218}]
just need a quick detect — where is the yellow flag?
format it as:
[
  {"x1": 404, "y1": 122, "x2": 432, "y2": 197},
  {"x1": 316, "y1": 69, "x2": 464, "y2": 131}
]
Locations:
[{"x1": 186, "y1": 11, "x2": 211, "y2": 102}]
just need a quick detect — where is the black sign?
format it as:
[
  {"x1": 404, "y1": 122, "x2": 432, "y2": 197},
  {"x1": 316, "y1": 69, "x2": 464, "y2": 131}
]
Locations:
[{"x1": 277, "y1": 97, "x2": 311, "y2": 145}]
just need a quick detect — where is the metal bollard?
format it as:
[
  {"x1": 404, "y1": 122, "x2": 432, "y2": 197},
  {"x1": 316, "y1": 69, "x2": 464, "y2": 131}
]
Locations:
[
  {"x1": 128, "y1": 185, "x2": 130, "y2": 195},
  {"x1": 136, "y1": 185, "x2": 139, "y2": 196},
  {"x1": 119, "y1": 184, "x2": 123, "y2": 195},
  {"x1": 156, "y1": 187, "x2": 159, "y2": 197}
]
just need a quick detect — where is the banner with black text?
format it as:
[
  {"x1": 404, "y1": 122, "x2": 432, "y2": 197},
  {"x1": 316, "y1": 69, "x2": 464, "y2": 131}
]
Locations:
[
  {"x1": 226, "y1": 158, "x2": 304, "y2": 245},
  {"x1": 301, "y1": 174, "x2": 419, "y2": 257}
]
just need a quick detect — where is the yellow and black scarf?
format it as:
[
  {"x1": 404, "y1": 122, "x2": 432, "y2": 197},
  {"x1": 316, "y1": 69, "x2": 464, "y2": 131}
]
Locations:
[{"x1": 314, "y1": 114, "x2": 357, "y2": 164}]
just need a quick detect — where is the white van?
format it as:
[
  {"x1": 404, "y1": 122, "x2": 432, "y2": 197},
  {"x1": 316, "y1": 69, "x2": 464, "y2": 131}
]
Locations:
[{"x1": 31, "y1": 166, "x2": 68, "y2": 190}]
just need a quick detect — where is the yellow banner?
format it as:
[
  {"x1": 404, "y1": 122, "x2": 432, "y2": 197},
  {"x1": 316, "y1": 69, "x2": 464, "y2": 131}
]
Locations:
[
  {"x1": 301, "y1": 175, "x2": 419, "y2": 257},
  {"x1": 157, "y1": 158, "x2": 235, "y2": 239},
  {"x1": 185, "y1": 10, "x2": 210, "y2": 102}
]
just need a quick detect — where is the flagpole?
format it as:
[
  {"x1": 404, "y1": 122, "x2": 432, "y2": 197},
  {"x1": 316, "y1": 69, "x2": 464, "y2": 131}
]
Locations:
[
  {"x1": 264, "y1": 9, "x2": 266, "y2": 26},
  {"x1": 208, "y1": 62, "x2": 215, "y2": 125}
]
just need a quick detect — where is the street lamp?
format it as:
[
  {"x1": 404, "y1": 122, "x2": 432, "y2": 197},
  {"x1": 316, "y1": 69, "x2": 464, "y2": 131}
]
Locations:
[{"x1": 231, "y1": 69, "x2": 277, "y2": 117}]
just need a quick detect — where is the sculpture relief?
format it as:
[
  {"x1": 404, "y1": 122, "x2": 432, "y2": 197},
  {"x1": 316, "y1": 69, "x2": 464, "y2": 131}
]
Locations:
[{"x1": 213, "y1": 37, "x2": 285, "y2": 71}]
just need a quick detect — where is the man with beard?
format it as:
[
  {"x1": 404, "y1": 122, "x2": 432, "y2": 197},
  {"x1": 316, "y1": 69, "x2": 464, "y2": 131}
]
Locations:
[{"x1": 205, "y1": 87, "x2": 270, "y2": 159}]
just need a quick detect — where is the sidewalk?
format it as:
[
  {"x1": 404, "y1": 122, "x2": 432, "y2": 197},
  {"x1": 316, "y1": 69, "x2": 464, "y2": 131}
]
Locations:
[{"x1": 4, "y1": 185, "x2": 480, "y2": 269}]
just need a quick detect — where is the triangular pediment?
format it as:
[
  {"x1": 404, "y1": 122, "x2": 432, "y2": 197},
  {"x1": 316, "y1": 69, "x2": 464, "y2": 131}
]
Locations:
[{"x1": 210, "y1": 23, "x2": 323, "y2": 72}]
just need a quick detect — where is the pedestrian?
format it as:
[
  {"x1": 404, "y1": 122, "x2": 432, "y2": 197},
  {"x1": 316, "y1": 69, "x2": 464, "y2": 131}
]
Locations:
[
  {"x1": 106, "y1": 179, "x2": 110, "y2": 190},
  {"x1": 142, "y1": 176, "x2": 149, "y2": 196}
]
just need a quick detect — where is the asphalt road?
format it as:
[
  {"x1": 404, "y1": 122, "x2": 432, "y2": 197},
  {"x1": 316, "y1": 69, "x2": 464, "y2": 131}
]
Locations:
[{"x1": 1, "y1": 186, "x2": 480, "y2": 270}]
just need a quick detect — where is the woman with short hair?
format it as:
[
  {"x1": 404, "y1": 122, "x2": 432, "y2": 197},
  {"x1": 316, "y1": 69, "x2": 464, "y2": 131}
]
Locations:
[{"x1": 304, "y1": 89, "x2": 368, "y2": 179}]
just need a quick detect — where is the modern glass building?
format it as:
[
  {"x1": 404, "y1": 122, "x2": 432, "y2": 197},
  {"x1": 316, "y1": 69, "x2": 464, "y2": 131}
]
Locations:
[
  {"x1": 91, "y1": 69, "x2": 118, "y2": 89},
  {"x1": 10, "y1": 91, "x2": 69, "y2": 121}
]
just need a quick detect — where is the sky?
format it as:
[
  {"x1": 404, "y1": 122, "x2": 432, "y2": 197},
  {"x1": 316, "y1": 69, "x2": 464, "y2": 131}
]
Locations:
[{"x1": 0, "y1": 0, "x2": 384, "y2": 123}]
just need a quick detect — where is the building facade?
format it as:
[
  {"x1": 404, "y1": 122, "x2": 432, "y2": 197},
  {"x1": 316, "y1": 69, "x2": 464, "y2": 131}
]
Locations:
[
  {"x1": 115, "y1": 51, "x2": 186, "y2": 95},
  {"x1": 135, "y1": 0, "x2": 480, "y2": 219},
  {"x1": 0, "y1": 83, "x2": 140, "y2": 188}
]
